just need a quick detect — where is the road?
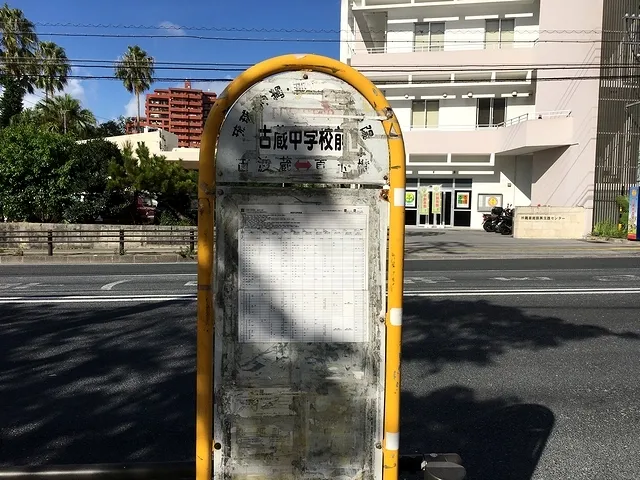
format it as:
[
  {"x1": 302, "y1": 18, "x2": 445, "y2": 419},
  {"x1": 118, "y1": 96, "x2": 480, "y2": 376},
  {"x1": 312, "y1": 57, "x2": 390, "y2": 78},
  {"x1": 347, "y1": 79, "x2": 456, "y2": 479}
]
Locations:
[{"x1": 1, "y1": 259, "x2": 639, "y2": 479}]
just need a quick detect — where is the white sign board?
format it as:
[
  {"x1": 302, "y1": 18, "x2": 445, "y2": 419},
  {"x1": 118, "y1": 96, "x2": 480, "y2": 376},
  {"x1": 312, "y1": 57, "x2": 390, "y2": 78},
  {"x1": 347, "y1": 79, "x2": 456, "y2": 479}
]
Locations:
[
  {"x1": 216, "y1": 70, "x2": 390, "y2": 184},
  {"x1": 238, "y1": 204, "x2": 369, "y2": 343}
]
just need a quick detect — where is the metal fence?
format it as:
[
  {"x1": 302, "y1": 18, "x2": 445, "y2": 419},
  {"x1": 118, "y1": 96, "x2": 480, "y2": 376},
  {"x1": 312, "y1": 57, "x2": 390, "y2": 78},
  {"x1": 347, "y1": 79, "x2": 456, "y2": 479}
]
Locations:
[{"x1": 0, "y1": 228, "x2": 197, "y2": 256}]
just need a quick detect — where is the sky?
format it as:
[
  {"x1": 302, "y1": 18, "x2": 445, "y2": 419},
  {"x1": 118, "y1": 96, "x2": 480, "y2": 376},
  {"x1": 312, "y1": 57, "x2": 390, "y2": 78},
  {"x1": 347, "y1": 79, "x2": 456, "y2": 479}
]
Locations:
[{"x1": 13, "y1": 0, "x2": 342, "y2": 123}]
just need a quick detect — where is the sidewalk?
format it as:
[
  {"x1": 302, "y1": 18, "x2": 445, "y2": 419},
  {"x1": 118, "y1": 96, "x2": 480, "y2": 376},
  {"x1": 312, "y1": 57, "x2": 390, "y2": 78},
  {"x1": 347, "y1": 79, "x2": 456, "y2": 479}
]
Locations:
[
  {"x1": 404, "y1": 227, "x2": 640, "y2": 259},
  {"x1": 1, "y1": 229, "x2": 639, "y2": 263}
]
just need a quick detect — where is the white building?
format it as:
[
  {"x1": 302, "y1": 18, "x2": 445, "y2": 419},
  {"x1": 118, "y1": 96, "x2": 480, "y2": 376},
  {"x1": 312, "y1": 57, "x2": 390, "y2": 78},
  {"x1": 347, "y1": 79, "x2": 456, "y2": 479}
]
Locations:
[
  {"x1": 96, "y1": 127, "x2": 199, "y2": 170},
  {"x1": 340, "y1": 0, "x2": 639, "y2": 233}
]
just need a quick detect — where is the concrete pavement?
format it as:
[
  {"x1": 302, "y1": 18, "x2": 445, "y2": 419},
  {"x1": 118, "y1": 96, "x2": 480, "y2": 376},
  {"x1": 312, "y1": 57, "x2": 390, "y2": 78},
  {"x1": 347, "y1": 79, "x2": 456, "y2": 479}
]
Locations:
[{"x1": 1, "y1": 261, "x2": 640, "y2": 480}]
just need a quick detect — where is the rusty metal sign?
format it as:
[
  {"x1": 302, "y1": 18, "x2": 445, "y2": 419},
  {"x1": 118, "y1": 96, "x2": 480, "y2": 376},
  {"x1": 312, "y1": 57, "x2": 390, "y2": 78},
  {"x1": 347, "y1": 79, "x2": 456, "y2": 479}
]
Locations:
[{"x1": 216, "y1": 71, "x2": 390, "y2": 185}]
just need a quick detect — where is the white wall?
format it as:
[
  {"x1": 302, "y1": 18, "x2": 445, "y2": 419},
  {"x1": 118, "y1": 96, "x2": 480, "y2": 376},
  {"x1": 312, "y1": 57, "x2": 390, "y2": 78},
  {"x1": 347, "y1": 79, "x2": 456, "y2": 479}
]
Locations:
[
  {"x1": 505, "y1": 97, "x2": 536, "y2": 120},
  {"x1": 439, "y1": 98, "x2": 477, "y2": 128},
  {"x1": 386, "y1": 21, "x2": 414, "y2": 53},
  {"x1": 445, "y1": 19, "x2": 484, "y2": 51}
]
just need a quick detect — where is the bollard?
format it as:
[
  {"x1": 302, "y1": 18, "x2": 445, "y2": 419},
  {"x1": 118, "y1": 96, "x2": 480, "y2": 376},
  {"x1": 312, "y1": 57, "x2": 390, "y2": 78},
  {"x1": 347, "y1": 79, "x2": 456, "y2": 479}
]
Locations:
[
  {"x1": 190, "y1": 229, "x2": 195, "y2": 252},
  {"x1": 119, "y1": 229, "x2": 125, "y2": 255},
  {"x1": 47, "y1": 230, "x2": 53, "y2": 256}
]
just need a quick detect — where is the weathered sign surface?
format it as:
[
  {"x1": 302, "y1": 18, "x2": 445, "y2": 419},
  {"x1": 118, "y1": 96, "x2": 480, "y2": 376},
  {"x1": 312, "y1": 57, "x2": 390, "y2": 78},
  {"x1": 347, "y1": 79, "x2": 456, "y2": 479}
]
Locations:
[
  {"x1": 213, "y1": 69, "x2": 391, "y2": 479},
  {"x1": 214, "y1": 189, "x2": 386, "y2": 480},
  {"x1": 216, "y1": 70, "x2": 390, "y2": 184}
]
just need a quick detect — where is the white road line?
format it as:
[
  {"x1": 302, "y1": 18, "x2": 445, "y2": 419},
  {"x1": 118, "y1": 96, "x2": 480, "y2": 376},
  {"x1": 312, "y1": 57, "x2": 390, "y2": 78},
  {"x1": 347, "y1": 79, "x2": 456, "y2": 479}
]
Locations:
[
  {"x1": 0, "y1": 294, "x2": 197, "y2": 304},
  {"x1": 14, "y1": 282, "x2": 41, "y2": 290},
  {"x1": 100, "y1": 280, "x2": 131, "y2": 291},
  {"x1": 404, "y1": 287, "x2": 640, "y2": 297},
  {"x1": 184, "y1": 281, "x2": 198, "y2": 286}
]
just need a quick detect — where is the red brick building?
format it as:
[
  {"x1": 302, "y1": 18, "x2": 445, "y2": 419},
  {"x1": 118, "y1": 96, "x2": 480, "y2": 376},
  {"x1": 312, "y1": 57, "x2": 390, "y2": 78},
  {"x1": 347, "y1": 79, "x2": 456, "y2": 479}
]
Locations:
[{"x1": 126, "y1": 80, "x2": 218, "y2": 148}]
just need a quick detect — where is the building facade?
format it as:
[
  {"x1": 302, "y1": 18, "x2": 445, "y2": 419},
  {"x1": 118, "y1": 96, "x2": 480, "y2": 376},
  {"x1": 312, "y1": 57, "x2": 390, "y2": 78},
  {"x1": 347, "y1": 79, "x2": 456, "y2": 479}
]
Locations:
[
  {"x1": 126, "y1": 81, "x2": 218, "y2": 148},
  {"x1": 340, "y1": 0, "x2": 639, "y2": 232}
]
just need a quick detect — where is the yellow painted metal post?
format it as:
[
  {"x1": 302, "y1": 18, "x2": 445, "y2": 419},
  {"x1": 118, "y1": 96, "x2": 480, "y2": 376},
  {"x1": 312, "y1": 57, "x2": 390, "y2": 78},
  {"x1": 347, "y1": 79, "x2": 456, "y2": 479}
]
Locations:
[
  {"x1": 196, "y1": 53, "x2": 405, "y2": 480},
  {"x1": 382, "y1": 117, "x2": 406, "y2": 480}
]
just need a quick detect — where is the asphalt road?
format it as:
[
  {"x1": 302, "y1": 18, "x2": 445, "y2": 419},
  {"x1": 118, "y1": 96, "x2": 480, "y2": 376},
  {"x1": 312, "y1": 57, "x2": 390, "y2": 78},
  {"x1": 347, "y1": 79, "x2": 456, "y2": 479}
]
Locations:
[{"x1": 1, "y1": 259, "x2": 639, "y2": 480}]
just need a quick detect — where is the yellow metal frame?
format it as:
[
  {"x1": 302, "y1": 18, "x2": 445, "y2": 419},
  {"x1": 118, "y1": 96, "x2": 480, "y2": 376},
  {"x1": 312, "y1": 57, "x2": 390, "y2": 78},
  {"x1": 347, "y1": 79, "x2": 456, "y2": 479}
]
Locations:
[{"x1": 196, "y1": 53, "x2": 406, "y2": 480}]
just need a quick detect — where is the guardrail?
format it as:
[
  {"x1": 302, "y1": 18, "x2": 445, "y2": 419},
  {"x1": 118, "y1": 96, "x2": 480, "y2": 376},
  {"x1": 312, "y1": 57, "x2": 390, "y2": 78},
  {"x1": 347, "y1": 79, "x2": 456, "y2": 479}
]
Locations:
[{"x1": 0, "y1": 228, "x2": 197, "y2": 256}]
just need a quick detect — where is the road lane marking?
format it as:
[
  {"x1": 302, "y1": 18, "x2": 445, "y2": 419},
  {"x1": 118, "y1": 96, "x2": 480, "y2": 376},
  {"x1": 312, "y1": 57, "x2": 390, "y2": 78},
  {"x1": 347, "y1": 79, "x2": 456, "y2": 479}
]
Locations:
[
  {"x1": 0, "y1": 294, "x2": 197, "y2": 304},
  {"x1": 184, "y1": 281, "x2": 198, "y2": 286},
  {"x1": 100, "y1": 280, "x2": 131, "y2": 291},
  {"x1": 14, "y1": 282, "x2": 41, "y2": 290},
  {"x1": 594, "y1": 274, "x2": 640, "y2": 282},
  {"x1": 491, "y1": 277, "x2": 553, "y2": 281},
  {"x1": 404, "y1": 287, "x2": 640, "y2": 297}
]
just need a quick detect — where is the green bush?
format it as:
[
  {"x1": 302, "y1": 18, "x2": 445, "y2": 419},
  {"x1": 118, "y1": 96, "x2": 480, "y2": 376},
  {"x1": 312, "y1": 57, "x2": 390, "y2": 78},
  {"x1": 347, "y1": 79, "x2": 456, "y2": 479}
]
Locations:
[{"x1": 592, "y1": 220, "x2": 626, "y2": 238}]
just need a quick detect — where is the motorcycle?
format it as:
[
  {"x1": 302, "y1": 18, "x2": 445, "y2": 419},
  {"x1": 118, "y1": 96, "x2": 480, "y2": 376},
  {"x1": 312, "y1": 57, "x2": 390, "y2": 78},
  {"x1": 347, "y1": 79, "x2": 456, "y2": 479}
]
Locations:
[
  {"x1": 482, "y1": 206, "x2": 504, "y2": 232},
  {"x1": 494, "y1": 205, "x2": 514, "y2": 235}
]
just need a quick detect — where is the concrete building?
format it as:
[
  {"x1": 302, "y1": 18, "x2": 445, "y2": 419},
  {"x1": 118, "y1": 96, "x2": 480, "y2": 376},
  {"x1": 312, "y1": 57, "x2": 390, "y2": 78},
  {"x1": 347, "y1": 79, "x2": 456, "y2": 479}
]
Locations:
[
  {"x1": 126, "y1": 80, "x2": 217, "y2": 148},
  {"x1": 98, "y1": 127, "x2": 199, "y2": 170},
  {"x1": 340, "y1": 0, "x2": 640, "y2": 233}
]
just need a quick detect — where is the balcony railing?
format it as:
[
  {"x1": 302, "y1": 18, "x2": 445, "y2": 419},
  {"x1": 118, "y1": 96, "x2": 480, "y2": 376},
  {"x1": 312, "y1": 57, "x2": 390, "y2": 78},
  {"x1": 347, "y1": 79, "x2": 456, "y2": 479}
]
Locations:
[
  {"x1": 408, "y1": 111, "x2": 572, "y2": 132},
  {"x1": 349, "y1": 38, "x2": 538, "y2": 54},
  {"x1": 497, "y1": 110, "x2": 572, "y2": 127}
]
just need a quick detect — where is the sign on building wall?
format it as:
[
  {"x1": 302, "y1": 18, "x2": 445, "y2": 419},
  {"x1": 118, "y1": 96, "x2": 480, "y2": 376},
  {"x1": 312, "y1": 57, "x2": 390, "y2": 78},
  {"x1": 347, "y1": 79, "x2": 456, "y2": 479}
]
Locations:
[
  {"x1": 212, "y1": 69, "x2": 395, "y2": 479},
  {"x1": 478, "y1": 193, "x2": 503, "y2": 212}
]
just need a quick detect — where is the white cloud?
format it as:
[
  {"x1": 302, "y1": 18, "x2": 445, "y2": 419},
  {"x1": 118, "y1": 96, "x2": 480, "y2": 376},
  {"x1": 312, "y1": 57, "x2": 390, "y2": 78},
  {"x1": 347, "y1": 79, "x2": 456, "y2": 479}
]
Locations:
[
  {"x1": 159, "y1": 21, "x2": 186, "y2": 36},
  {"x1": 191, "y1": 75, "x2": 235, "y2": 96},
  {"x1": 20, "y1": 77, "x2": 87, "y2": 109},
  {"x1": 124, "y1": 95, "x2": 139, "y2": 118}
]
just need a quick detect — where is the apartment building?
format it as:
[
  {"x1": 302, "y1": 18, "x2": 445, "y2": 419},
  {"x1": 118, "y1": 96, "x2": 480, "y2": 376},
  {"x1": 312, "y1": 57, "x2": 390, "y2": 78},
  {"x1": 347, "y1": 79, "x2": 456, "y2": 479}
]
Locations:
[
  {"x1": 340, "y1": 0, "x2": 640, "y2": 232},
  {"x1": 127, "y1": 81, "x2": 218, "y2": 148}
]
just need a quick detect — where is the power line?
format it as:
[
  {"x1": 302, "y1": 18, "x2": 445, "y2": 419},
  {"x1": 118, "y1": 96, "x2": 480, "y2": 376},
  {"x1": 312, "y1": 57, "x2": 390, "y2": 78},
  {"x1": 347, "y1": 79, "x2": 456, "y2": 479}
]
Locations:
[
  {"x1": 4, "y1": 72, "x2": 639, "y2": 84},
  {"x1": 3, "y1": 56, "x2": 638, "y2": 72},
  {"x1": 31, "y1": 31, "x2": 624, "y2": 45},
  {"x1": 31, "y1": 22, "x2": 611, "y2": 36}
]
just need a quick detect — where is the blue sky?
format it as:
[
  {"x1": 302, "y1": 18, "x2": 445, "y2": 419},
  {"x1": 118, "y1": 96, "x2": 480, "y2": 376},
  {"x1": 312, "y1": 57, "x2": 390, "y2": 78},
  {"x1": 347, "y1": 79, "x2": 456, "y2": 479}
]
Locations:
[{"x1": 15, "y1": 0, "x2": 342, "y2": 122}]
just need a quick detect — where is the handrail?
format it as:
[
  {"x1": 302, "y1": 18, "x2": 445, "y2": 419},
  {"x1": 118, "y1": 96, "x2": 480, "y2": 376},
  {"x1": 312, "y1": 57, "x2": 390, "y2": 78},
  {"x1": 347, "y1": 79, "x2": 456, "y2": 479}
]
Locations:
[
  {"x1": 0, "y1": 228, "x2": 198, "y2": 256},
  {"x1": 349, "y1": 40, "x2": 538, "y2": 55}
]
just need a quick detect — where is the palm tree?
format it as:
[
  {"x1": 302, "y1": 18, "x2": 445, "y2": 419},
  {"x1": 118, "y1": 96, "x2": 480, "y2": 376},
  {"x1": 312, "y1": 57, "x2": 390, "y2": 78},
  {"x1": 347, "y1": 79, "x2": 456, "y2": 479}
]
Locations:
[
  {"x1": 0, "y1": 3, "x2": 39, "y2": 92},
  {"x1": 114, "y1": 45, "x2": 154, "y2": 132},
  {"x1": 35, "y1": 41, "x2": 70, "y2": 99},
  {"x1": 35, "y1": 93, "x2": 96, "y2": 137}
]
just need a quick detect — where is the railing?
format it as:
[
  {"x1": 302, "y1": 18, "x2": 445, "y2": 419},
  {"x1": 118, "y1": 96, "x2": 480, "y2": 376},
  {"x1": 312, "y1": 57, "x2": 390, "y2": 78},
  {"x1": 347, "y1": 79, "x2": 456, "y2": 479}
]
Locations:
[
  {"x1": 349, "y1": 39, "x2": 538, "y2": 55},
  {"x1": 497, "y1": 110, "x2": 572, "y2": 128},
  {"x1": 0, "y1": 228, "x2": 197, "y2": 256},
  {"x1": 407, "y1": 111, "x2": 572, "y2": 132}
]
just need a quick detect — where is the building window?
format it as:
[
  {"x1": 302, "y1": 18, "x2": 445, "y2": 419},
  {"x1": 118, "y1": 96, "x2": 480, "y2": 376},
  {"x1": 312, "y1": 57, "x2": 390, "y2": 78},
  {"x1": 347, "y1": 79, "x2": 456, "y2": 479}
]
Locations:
[
  {"x1": 411, "y1": 100, "x2": 439, "y2": 129},
  {"x1": 414, "y1": 23, "x2": 445, "y2": 52},
  {"x1": 485, "y1": 19, "x2": 515, "y2": 49},
  {"x1": 477, "y1": 98, "x2": 506, "y2": 127}
]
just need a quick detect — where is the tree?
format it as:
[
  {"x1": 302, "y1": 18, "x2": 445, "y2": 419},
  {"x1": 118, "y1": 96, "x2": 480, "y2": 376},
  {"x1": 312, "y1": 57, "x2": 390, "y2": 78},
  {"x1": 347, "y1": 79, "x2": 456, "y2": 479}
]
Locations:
[
  {"x1": 64, "y1": 138, "x2": 125, "y2": 223},
  {"x1": 35, "y1": 93, "x2": 97, "y2": 137},
  {"x1": 107, "y1": 141, "x2": 197, "y2": 224},
  {"x1": 35, "y1": 41, "x2": 71, "y2": 99},
  {"x1": 114, "y1": 45, "x2": 154, "y2": 133},
  {"x1": 0, "y1": 3, "x2": 38, "y2": 93},
  {"x1": 0, "y1": 124, "x2": 76, "y2": 222},
  {"x1": 86, "y1": 116, "x2": 127, "y2": 138},
  {"x1": 0, "y1": 75, "x2": 23, "y2": 127}
]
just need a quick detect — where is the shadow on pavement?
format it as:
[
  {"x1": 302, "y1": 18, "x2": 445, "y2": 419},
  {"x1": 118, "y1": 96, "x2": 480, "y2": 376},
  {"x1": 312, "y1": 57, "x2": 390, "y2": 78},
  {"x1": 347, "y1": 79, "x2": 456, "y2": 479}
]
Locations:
[
  {"x1": 400, "y1": 296, "x2": 640, "y2": 479},
  {"x1": 2, "y1": 293, "x2": 639, "y2": 476},
  {"x1": 0, "y1": 301, "x2": 196, "y2": 466}
]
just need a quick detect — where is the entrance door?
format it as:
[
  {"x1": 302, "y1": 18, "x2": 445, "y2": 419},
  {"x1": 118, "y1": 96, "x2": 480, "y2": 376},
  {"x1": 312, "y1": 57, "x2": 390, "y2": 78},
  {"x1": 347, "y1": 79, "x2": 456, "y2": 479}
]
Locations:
[{"x1": 419, "y1": 190, "x2": 453, "y2": 226}]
